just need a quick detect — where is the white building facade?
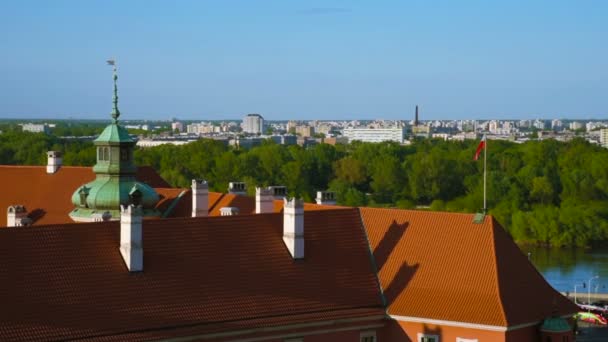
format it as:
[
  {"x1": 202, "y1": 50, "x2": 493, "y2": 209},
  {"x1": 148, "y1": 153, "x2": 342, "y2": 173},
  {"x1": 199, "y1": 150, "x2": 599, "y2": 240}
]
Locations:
[
  {"x1": 343, "y1": 127, "x2": 405, "y2": 143},
  {"x1": 600, "y1": 128, "x2": 608, "y2": 149},
  {"x1": 242, "y1": 114, "x2": 264, "y2": 134}
]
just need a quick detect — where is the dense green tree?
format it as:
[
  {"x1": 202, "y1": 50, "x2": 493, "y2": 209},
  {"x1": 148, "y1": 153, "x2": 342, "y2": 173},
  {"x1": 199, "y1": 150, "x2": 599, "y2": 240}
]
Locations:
[{"x1": 4, "y1": 128, "x2": 608, "y2": 247}]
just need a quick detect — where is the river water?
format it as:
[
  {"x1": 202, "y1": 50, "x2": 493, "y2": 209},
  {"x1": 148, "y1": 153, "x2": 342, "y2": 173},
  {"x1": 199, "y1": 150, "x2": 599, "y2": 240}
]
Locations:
[{"x1": 522, "y1": 246, "x2": 608, "y2": 295}]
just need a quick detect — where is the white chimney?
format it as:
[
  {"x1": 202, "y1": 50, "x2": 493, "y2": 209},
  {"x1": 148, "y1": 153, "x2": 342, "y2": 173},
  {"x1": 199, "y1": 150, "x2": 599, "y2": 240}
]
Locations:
[
  {"x1": 220, "y1": 207, "x2": 239, "y2": 216},
  {"x1": 120, "y1": 205, "x2": 143, "y2": 272},
  {"x1": 7, "y1": 205, "x2": 31, "y2": 227},
  {"x1": 228, "y1": 182, "x2": 247, "y2": 195},
  {"x1": 283, "y1": 198, "x2": 304, "y2": 259},
  {"x1": 256, "y1": 187, "x2": 274, "y2": 214},
  {"x1": 46, "y1": 151, "x2": 62, "y2": 174},
  {"x1": 191, "y1": 179, "x2": 209, "y2": 217},
  {"x1": 315, "y1": 191, "x2": 337, "y2": 205}
]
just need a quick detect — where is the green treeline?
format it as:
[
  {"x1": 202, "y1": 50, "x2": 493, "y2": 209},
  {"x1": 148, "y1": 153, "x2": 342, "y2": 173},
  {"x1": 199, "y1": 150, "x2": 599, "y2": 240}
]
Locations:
[{"x1": 2, "y1": 129, "x2": 607, "y2": 248}]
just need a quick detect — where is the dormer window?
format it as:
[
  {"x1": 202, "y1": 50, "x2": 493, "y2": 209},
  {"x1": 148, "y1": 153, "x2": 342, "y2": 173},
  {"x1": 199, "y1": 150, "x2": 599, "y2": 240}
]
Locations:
[
  {"x1": 78, "y1": 186, "x2": 89, "y2": 208},
  {"x1": 98, "y1": 147, "x2": 110, "y2": 161},
  {"x1": 120, "y1": 147, "x2": 129, "y2": 162}
]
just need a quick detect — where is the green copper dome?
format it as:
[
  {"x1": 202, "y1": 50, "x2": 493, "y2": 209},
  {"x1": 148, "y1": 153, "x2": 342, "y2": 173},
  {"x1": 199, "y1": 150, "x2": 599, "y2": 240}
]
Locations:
[
  {"x1": 69, "y1": 61, "x2": 160, "y2": 222},
  {"x1": 95, "y1": 123, "x2": 133, "y2": 145}
]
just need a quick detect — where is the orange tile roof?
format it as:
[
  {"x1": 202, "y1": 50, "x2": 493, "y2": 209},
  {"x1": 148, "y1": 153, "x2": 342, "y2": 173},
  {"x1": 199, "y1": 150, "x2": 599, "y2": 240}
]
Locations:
[
  {"x1": 0, "y1": 209, "x2": 384, "y2": 341},
  {"x1": 0, "y1": 163, "x2": 340, "y2": 226},
  {"x1": 0, "y1": 166, "x2": 169, "y2": 227},
  {"x1": 359, "y1": 207, "x2": 578, "y2": 327}
]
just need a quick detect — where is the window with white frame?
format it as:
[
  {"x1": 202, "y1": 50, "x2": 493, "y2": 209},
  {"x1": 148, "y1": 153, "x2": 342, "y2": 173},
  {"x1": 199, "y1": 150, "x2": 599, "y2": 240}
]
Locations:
[
  {"x1": 456, "y1": 338, "x2": 478, "y2": 342},
  {"x1": 360, "y1": 330, "x2": 376, "y2": 342},
  {"x1": 417, "y1": 333, "x2": 439, "y2": 342}
]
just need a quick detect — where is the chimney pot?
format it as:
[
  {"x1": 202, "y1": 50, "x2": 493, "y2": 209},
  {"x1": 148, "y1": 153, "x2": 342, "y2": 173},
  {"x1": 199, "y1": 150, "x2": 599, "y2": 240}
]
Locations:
[
  {"x1": 7, "y1": 205, "x2": 28, "y2": 227},
  {"x1": 315, "y1": 191, "x2": 337, "y2": 205},
  {"x1": 269, "y1": 186, "x2": 287, "y2": 200},
  {"x1": 120, "y1": 205, "x2": 143, "y2": 272},
  {"x1": 228, "y1": 182, "x2": 247, "y2": 195},
  {"x1": 46, "y1": 151, "x2": 62, "y2": 174},
  {"x1": 255, "y1": 187, "x2": 274, "y2": 214},
  {"x1": 191, "y1": 179, "x2": 209, "y2": 217},
  {"x1": 283, "y1": 198, "x2": 304, "y2": 259},
  {"x1": 220, "y1": 207, "x2": 240, "y2": 216}
]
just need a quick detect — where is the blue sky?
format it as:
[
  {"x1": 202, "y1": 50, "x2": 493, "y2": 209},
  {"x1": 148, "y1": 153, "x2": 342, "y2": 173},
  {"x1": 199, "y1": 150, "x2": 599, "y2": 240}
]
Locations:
[{"x1": 0, "y1": 0, "x2": 606, "y2": 120}]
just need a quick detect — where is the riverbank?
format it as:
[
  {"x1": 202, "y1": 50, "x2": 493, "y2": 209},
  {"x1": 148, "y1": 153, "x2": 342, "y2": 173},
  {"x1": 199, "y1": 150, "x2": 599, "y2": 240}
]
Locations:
[{"x1": 561, "y1": 292, "x2": 608, "y2": 303}]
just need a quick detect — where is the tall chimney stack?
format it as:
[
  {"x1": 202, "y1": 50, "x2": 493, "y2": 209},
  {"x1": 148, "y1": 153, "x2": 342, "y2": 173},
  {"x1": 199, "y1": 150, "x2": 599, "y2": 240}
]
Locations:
[
  {"x1": 414, "y1": 105, "x2": 419, "y2": 127},
  {"x1": 47, "y1": 151, "x2": 62, "y2": 174},
  {"x1": 256, "y1": 187, "x2": 274, "y2": 214},
  {"x1": 283, "y1": 198, "x2": 304, "y2": 259},
  {"x1": 191, "y1": 179, "x2": 209, "y2": 217},
  {"x1": 120, "y1": 205, "x2": 143, "y2": 272}
]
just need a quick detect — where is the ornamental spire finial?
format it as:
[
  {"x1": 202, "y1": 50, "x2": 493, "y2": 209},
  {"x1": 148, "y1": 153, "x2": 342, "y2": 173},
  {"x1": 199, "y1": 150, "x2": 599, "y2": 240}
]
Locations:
[{"x1": 106, "y1": 59, "x2": 120, "y2": 123}]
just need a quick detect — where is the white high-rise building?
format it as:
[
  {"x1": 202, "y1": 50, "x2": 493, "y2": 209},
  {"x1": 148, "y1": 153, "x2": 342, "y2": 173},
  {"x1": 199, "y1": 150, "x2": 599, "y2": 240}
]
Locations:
[
  {"x1": 533, "y1": 119, "x2": 546, "y2": 130},
  {"x1": 242, "y1": 114, "x2": 264, "y2": 134}
]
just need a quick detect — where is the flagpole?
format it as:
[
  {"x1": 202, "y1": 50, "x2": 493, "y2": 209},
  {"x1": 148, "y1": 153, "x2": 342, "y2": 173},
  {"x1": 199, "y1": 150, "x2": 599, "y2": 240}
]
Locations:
[{"x1": 483, "y1": 135, "x2": 487, "y2": 213}]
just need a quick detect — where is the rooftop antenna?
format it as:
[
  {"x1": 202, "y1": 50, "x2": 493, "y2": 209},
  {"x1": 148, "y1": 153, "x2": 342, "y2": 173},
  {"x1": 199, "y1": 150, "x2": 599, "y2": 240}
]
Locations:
[{"x1": 106, "y1": 59, "x2": 120, "y2": 123}]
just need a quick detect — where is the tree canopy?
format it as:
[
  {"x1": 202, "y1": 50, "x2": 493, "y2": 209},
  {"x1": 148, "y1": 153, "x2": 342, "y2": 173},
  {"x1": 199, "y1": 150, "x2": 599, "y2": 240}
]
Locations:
[{"x1": 2, "y1": 128, "x2": 607, "y2": 248}]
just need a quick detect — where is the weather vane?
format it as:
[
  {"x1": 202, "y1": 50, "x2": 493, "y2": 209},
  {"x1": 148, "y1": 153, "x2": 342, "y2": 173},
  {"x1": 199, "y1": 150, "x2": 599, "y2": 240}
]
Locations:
[{"x1": 106, "y1": 58, "x2": 120, "y2": 123}]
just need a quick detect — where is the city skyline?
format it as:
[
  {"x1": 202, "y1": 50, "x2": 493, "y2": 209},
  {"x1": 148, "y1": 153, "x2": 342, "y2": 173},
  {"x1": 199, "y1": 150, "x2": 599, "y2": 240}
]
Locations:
[{"x1": 1, "y1": 0, "x2": 607, "y2": 120}]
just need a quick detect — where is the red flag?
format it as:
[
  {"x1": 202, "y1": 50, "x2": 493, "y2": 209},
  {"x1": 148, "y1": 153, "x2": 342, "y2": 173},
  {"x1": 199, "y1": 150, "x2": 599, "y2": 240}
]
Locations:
[{"x1": 474, "y1": 135, "x2": 486, "y2": 161}]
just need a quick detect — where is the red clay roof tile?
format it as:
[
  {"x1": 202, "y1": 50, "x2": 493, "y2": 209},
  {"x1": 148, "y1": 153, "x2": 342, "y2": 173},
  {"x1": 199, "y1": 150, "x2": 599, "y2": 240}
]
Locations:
[
  {"x1": 359, "y1": 207, "x2": 578, "y2": 327},
  {"x1": 0, "y1": 209, "x2": 384, "y2": 341}
]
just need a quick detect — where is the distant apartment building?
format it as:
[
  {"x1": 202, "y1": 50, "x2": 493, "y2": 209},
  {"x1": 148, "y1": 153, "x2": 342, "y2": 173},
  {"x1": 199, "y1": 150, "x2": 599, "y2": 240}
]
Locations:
[
  {"x1": 452, "y1": 132, "x2": 478, "y2": 141},
  {"x1": 431, "y1": 133, "x2": 449, "y2": 140},
  {"x1": 21, "y1": 123, "x2": 49, "y2": 134},
  {"x1": 187, "y1": 122, "x2": 220, "y2": 134},
  {"x1": 569, "y1": 121, "x2": 584, "y2": 131},
  {"x1": 286, "y1": 120, "x2": 298, "y2": 133},
  {"x1": 295, "y1": 125, "x2": 314, "y2": 137},
  {"x1": 533, "y1": 119, "x2": 546, "y2": 130},
  {"x1": 488, "y1": 120, "x2": 499, "y2": 134},
  {"x1": 586, "y1": 121, "x2": 606, "y2": 132},
  {"x1": 315, "y1": 123, "x2": 334, "y2": 135},
  {"x1": 551, "y1": 119, "x2": 563, "y2": 130},
  {"x1": 343, "y1": 127, "x2": 405, "y2": 143},
  {"x1": 600, "y1": 129, "x2": 608, "y2": 148},
  {"x1": 270, "y1": 135, "x2": 297, "y2": 146},
  {"x1": 242, "y1": 113, "x2": 264, "y2": 134},
  {"x1": 171, "y1": 121, "x2": 184, "y2": 132}
]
